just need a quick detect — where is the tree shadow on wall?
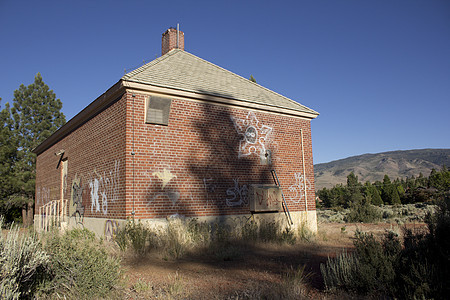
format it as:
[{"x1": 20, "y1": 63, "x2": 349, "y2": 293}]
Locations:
[{"x1": 182, "y1": 90, "x2": 275, "y2": 218}]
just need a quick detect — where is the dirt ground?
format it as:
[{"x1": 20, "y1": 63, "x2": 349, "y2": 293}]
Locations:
[{"x1": 121, "y1": 222, "x2": 427, "y2": 299}]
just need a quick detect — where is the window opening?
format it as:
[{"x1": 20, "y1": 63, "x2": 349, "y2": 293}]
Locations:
[{"x1": 146, "y1": 96, "x2": 172, "y2": 125}]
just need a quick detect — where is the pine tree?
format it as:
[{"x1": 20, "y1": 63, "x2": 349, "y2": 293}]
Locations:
[
  {"x1": 346, "y1": 172, "x2": 364, "y2": 206},
  {"x1": 381, "y1": 175, "x2": 392, "y2": 204},
  {"x1": 372, "y1": 187, "x2": 383, "y2": 206},
  {"x1": 0, "y1": 99, "x2": 20, "y2": 221},
  {"x1": 9, "y1": 73, "x2": 66, "y2": 225},
  {"x1": 364, "y1": 182, "x2": 383, "y2": 206}
]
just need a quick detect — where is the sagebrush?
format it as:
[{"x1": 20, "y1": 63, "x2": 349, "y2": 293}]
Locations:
[
  {"x1": 0, "y1": 219, "x2": 49, "y2": 300},
  {"x1": 41, "y1": 228, "x2": 122, "y2": 298},
  {"x1": 321, "y1": 200, "x2": 450, "y2": 299}
]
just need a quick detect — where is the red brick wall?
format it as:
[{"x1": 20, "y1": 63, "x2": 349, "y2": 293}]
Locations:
[
  {"x1": 35, "y1": 94, "x2": 127, "y2": 219},
  {"x1": 35, "y1": 90, "x2": 316, "y2": 221},
  {"x1": 124, "y1": 92, "x2": 316, "y2": 219}
]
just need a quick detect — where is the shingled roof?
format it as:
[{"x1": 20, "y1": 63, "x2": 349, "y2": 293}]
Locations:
[
  {"x1": 122, "y1": 49, "x2": 318, "y2": 118},
  {"x1": 33, "y1": 47, "x2": 319, "y2": 155}
]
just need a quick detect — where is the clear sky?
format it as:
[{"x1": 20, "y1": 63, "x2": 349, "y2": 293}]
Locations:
[{"x1": 1, "y1": 0, "x2": 449, "y2": 164}]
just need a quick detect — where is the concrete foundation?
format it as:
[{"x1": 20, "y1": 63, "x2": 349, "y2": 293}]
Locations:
[{"x1": 35, "y1": 210, "x2": 317, "y2": 239}]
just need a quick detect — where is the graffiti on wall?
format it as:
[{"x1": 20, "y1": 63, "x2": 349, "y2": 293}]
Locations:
[
  {"x1": 288, "y1": 173, "x2": 311, "y2": 204},
  {"x1": 71, "y1": 175, "x2": 84, "y2": 224},
  {"x1": 231, "y1": 111, "x2": 273, "y2": 159},
  {"x1": 89, "y1": 160, "x2": 120, "y2": 215},
  {"x1": 104, "y1": 219, "x2": 120, "y2": 241},
  {"x1": 226, "y1": 179, "x2": 249, "y2": 207},
  {"x1": 152, "y1": 168, "x2": 177, "y2": 189},
  {"x1": 255, "y1": 188, "x2": 280, "y2": 208},
  {"x1": 203, "y1": 177, "x2": 219, "y2": 206},
  {"x1": 148, "y1": 191, "x2": 180, "y2": 207},
  {"x1": 147, "y1": 167, "x2": 180, "y2": 207}
]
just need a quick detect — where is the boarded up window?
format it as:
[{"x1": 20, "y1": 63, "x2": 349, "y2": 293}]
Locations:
[
  {"x1": 249, "y1": 184, "x2": 282, "y2": 212},
  {"x1": 146, "y1": 96, "x2": 172, "y2": 125}
]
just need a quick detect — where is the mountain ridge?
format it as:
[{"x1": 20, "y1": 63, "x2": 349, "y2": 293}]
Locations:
[{"x1": 314, "y1": 148, "x2": 450, "y2": 190}]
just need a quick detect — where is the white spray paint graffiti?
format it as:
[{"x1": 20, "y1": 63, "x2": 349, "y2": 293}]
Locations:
[
  {"x1": 226, "y1": 179, "x2": 249, "y2": 207},
  {"x1": 152, "y1": 168, "x2": 177, "y2": 189},
  {"x1": 231, "y1": 111, "x2": 273, "y2": 159},
  {"x1": 288, "y1": 173, "x2": 310, "y2": 204},
  {"x1": 90, "y1": 178, "x2": 100, "y2": 213},
  {"x1": 89, "y1": 160, "x2": 121, "y2": 215}
]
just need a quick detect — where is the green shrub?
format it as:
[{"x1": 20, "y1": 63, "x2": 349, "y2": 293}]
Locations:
[
  {"x1": 125, "y1": 220, "x2": 154, "y2": 256},
  {"x1": 395, "y1": 200, "x2": 450, "y2": 299},
  {"x1": 113, "y1": 222, "x2": 128, "y2": 252},
  {"x1": 321, "y1": 249, "x2": 359, "y2": 292},
  {"x1": 321, "y1": 200, "x2": 450, "y2": 299},
  {"x1": 0, "y1": 219, "x2": 49, "y2": 300},
  {"x1": 42, "y1": 228, "x2": 121, "y2": 298},
  {"x1": 352, "y1": 230, "x2": 400, "y2": 294},
  {"x1": 345, "y1": 199, "x2": 382, "y2": 223},
  {"x1": 320, "y1": 230, "x2": 400, "y2": 295}
]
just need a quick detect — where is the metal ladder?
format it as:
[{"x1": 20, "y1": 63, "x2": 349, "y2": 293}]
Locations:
[{"x1": 271, "y1": 169, "x2": 293, "y2": 225}]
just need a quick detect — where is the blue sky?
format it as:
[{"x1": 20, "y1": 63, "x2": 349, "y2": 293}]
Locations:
[{"x1": 1, "y1": 0, "x2": 449, "y2": 164}]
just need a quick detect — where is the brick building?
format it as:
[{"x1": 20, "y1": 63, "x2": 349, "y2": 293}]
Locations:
[{"x1": 34, "y1": 28, "x2": 319, "y2": 237}]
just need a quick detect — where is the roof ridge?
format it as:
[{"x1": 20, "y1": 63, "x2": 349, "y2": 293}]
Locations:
[
  {"x1": 177, "y1": 51, "x2": 318, "y2": 114},
  {"x1": 122, "y1": 49, "x2": 181, "y2": 80},
  {"x1": 122, "y1": 49, "x2": 319, "y2": 116}
]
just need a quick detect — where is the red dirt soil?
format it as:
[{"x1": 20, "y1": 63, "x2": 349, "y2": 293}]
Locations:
[{"x1": 121, "y1": 222, "x2": 427, "y2": 299}]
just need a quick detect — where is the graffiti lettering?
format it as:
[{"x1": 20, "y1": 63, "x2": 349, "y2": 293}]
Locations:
[
  {"x1": 89, "y1": 160, "x2": 120, "y2": 215},
  {"x1": 253, "y1": 188, "x2": 280, "y2": 210},
  {"x1": 226, "y1": 179, "x2": 248, "y2": 207},
  {"x1": 288, "y1": 173, "x2": 310, "y2": 204},
  {"x1": 90, "y1": 178, "x2": 100, "y2": 212}
]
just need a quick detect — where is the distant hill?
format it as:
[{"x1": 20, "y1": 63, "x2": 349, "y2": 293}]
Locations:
[{"x1": 314, "y1": 149, "x2": 450, "y2": 190}]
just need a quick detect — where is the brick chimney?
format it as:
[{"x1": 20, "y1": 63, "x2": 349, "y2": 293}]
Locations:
[{"x1": 162, "y1": 27, "x2": 184, "y2": 55}]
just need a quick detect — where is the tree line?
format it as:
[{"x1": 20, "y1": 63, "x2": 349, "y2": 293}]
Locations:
[
  {"x1": 1, "y1": 73, "x2": 65, "y2": 225},
  {"x1": 317, "y1": 166, "x2": 450, "y2": 209}
]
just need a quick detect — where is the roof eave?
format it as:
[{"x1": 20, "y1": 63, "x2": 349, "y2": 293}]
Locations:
[
  {"x1": 123, "y1": 80, "x2": 319, "y2": 119},
  {"x1": 33, "y1": 80, "x2": 126, "y2": 155}
]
